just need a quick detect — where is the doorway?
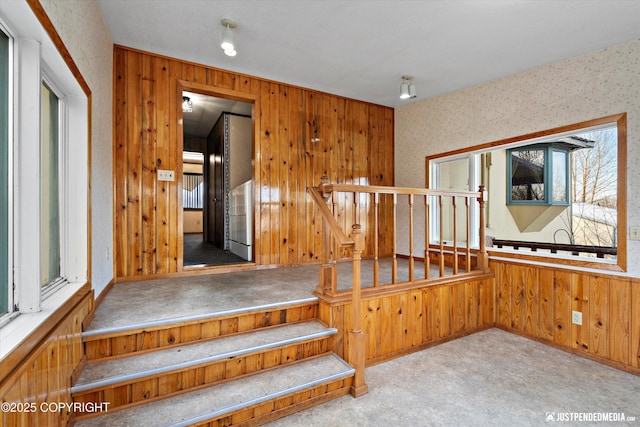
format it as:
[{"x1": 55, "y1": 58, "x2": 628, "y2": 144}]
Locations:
[{"x1": 181, "y1": 89, "x2": 253, "y2": 268}]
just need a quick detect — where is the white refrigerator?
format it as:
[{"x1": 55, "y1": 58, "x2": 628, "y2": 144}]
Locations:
[{"x1": 229, "y1": 180, "x2": 253, "y2": 261}]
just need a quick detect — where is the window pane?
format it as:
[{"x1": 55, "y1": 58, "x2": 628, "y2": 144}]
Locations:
[
  {"x1": 552, "y1": 150, "x2": 567, "y2": 202},
  {"x1": 511, "y1": 149, "x2": 545, "y2": 201},
  {"x1": 41, "y1": 82, "x2": 60, "y2": 287},
  {"x1": 183, "y1": 173, "x2": 203, "y2": 209},
  {"x1": 0, "y1": 30, "x2": 8, "y2": 313}
]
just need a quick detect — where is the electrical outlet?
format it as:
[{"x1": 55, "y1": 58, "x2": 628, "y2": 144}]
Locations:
[
  {"x1": 572, "y1": 310, "x2": 583, "y2": 326},
  {"x1": 158, "y1": 170, "x2": 175, "y2": 182},
  {"x1": 630, "y1": 226, "x2": 640, "y2": 241}
]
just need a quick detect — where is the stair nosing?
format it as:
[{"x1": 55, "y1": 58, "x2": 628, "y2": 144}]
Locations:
[
  {"x1": 162, "y1": 355, "x2": 355, "y2": 427},
  {"x1": 72, "y1": 326, "x2": 338, "y2": 395},
  {"x1": 82, "y1": 296, "x2": 319, "y2": 339}
]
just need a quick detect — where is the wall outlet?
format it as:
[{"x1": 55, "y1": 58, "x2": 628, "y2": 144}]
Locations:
[
  {"x1": 572, "y1": 310, "x2": 583, "y2": 326},
  {"x1": 630, "y1": 226, "x2": 640, "y2": 241},
  {"x1": 158, "y1": 170, "x2": 175, "y2": 181}
]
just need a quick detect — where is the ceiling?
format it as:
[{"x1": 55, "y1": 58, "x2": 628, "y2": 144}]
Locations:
[
  {"x1": 182, "y1": 91, "x2": 251, "y2": 137},
  {"x1": 98, "y1": 0, "x2": 640, "y2": 111}
]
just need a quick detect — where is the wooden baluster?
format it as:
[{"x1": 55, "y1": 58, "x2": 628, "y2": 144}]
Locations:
[
  {"x1": 373, "y1": 192, "x2": 379, "y2": 287},
  {"x1": 318, "y1": 177, "x2": 333, "y2": 295},
  {"x1": 438, "y1": 195, "x2": 444, "y2": 277},
  {"x1": 477, "y1": 185, "x2": 489, "y2": 271},
  {"x1": 392, "y1": 193, "x2": 398, "y2": 284},
  {"x1": 452, "y1": 196, "x2": 458, "y2": 275},
  {"x1": 349, "y1": 224, "x2": 368, "y2": 397},
  {"x1": 424, "y1": 194, "x2": 430, "y2": 280},
  {"x1": 331, "y1": 189, "x2": 339, "y2": 293},
  {"x1": 408, "y1": 194, "x2": 414, "y2": 281},
  {"x1": 465, "y1": 196, "x2": 471, "y2": 272}
]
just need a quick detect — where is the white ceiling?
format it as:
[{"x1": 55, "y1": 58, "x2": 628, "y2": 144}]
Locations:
[{"x1": 98, "y1": 0, "x2": 640, "y2": 109}]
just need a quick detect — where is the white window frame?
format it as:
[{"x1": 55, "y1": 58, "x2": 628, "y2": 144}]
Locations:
[
  {"x1": 0, "y1": 1, "x2": 88, "y2": 348},
  {"x1": 429, "y1": 153, "x2": 481, "y2": 248},
  {"x1": 0, "y1": 22, "x2": 14, "y2": 322}
]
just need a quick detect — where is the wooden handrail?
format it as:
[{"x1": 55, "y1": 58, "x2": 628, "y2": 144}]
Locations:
[
  {"x1": 308, "y1": 178, "x2": 489, "y2": 398},
  {"x1": 308, "y1": 187, "x2": 354, "y2": 247},
  {"x1": 322, "y1": 183, "x2": 482, "y2": 199}
]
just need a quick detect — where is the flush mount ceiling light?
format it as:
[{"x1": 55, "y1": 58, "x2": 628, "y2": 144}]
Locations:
[
  {"x1": 400, "y1": 75, "x2": 416, "y2": 100},
  {"x1": 221, "y1": 18, "x2": 237, "y2": 57},
  {"x1": 182, "y1": 96, "x2": 193, "y2": 113}
]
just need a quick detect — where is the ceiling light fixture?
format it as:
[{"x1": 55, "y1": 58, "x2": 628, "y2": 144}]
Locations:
[
  {"x1": 221, "y1": 18, "x2": 237, "y2": 57},
  {"x1": 182, "y1": 96, "x2": 193, "y2": 113},
  {"x1": 400, "y1": 75, "x2": 416, "y2": 100}
]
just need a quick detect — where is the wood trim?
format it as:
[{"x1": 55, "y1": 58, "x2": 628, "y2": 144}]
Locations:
[
  {"x1": 93, "y1": 278, "x2": 116, "y2": 309},
  {"x1": 426, "y1": 113, "x2": 628, "y2": 273},
  {"x1": 489, "y1": 252, "x2": 636, "y2": 280},
  {"x1": 0, "y1": 284, "x2": 92, "y2": 384},
  {"x1": 489, "y1": 250, "x2": 625, "y2": 273},
  {"x1": 26, "y1": 0, "x2": 91, "y2": 96}
]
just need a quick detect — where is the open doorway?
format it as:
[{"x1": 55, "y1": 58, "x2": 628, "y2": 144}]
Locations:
[{"x1": 181, "y1": 90, "x2": 253, "y2": 267}]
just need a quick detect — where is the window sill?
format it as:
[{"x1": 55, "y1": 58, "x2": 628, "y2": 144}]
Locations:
[
  {"x1": 0, "y1": 281, "x2": 90, "y2": 364},
  {"x1": 487, "y1": 247, "x2": 625, "y2": 275}
]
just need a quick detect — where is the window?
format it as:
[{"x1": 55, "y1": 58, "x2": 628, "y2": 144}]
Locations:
[
  {"x1": 507, "y1": 144, "x2": 570, "y2": 205},
  {"x1": 183, "y1": 173, "x2": 204, "y2": 209},
  {"x1": 41, "y1": 81, "x2": 61, "y2": 288},
  {"x1": 0, "y1": 28, "x2": 8, "y2": 315},
  {"x1": 0, "y1": 0, "x2": 88, "y2": 332},
  {"x1": 427, "y1": 115, "x2": 626, "y2": 271}
]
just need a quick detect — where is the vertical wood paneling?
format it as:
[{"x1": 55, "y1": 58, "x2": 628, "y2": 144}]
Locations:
[
  {"x1": 114, "y1": 46, "x2": 393, "y2": 276},
  {"x1": 114, "y1": 48, "x2": 128, "y2": 277},
  {"x1": 155, "y1": 58, "x2": 170, "y2": 273},
  {"x1": 494, "y1": 259, "x2": 640, "y2": 374},
  {"x1": 554, "y1": 271, "x2": 572, "y2": 347},
  {"x1": 0, "y1": 292, "x2": 92, "y2": 427},
  {"x1": 538, "y1": 268, "x2": 555, "y2": 341},
  {"x1": 631, "y1": 283, "x2": 640, "y2": 368},
  {"x1": 589, "y1": 275, "x2": 609, "y2": 358},
  {"x1": 511, "y1": 264, "x2": 524, "y2": 330},
  {"x1": 609, "y1": 278, "x2": 630, "y2": 365},
  {"x1": 325, "y1": 276, "x2": 493, "y2": 365},
  {"x1": 571, "y1": 273, "x2": 589, "y2": 353}
]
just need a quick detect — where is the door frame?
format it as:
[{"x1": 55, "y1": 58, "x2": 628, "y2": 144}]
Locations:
[{"x1": 176, "y1": 80, "x2": 258, "y2": 271}]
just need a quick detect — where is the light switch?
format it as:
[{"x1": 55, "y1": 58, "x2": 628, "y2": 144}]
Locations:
[{"x1": 158, "y1": 170, "x2": 175, "y2": 182}]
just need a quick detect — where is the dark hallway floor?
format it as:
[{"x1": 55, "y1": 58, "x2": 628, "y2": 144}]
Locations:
[{"x1": 183, "y1": 233, "x2": 249, "y2": 267}]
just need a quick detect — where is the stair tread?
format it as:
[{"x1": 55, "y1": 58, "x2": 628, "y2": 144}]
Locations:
[
  {"x1": 74, "y1": 320, "x2": 335, "y2": 392},
  {"x1": 83, "y1": 296, "x2": 319, "y2": 338},
  {"x1": 75, "y1": 354, "x2": 354, "y2": 427}
]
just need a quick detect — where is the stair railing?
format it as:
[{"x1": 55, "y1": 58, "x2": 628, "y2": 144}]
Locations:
[{"x1": 308, "y1": 177, "x2": 487, "y2": 398}]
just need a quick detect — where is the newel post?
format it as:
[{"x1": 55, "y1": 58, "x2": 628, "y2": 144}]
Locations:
[
  {"x1": 477, "y1": 185, "x2": 489, "y2": 271},
  {"x1": 349, "y1": 224, "x2": 368, "y2": 397},
  {"x1": 317, "y1": 176, "x2": 336, "y2": 295}
]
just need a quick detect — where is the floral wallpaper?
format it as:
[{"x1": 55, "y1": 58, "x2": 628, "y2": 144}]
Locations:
[{"x1": 395, "y1": 39, "x2": 640, "y2": 276}]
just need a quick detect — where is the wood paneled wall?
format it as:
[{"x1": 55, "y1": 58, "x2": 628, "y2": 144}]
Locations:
[
  {"x1": 0, "y1": 289, "x2": 92, "y2": 426},
  {"x1": 493, "y1": 258, "x2": 640, "y2": 373},
  {"x1": 318, "y1": 275, "x2": 495, "y2": 365},
  {"x1": 114, "y1": 46, "x2": 394, "y2": 278}
]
